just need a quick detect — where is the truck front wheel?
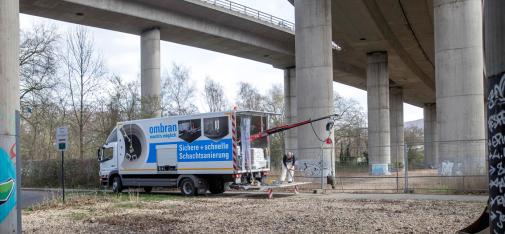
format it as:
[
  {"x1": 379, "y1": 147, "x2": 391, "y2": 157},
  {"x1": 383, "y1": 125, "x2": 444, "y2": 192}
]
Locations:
[
  {"x1": 112, "y1": 175, "x2": 123, "y2": 193},
  {"x1": 180, "y1": 178, "x2": 197, "y2": 196}
]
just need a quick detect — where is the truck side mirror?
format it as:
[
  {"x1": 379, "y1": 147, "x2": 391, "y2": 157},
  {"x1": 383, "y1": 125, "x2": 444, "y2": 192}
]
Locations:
[{"x1": 97, "y1": 148, "x2": 103, "y2": 161}]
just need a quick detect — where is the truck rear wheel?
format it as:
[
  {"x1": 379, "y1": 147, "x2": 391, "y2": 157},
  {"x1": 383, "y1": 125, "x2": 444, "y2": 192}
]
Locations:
[
  {"x1": 143, "y1": 187, "x2": 152, "y2": 193},
  {"x1": 112, "y1": 175, "x2": 123, "y2": 193},
  {"x1": 209, "y1": 178, "x2": 225, "y2": 194},
  {"x1": 180, "y1": 178, "x2": 197, "y2": 196}
]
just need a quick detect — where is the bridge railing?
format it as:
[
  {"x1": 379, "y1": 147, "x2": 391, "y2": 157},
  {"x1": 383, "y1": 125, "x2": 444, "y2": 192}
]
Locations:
[{"x1": 198, "y1": 0, "x2": 295, "y2": 32}]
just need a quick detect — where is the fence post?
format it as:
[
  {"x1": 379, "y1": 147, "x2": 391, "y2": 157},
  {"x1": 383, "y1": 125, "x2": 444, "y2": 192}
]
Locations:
[{"x1": 403, "y1": 144, "x2": 408, "y2": 193}]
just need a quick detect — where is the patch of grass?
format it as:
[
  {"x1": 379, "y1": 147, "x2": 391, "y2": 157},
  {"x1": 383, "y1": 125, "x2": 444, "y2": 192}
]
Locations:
[
  {"x1": 113, "y1": 192, "x2": 183, "y2": 202},
  {"x1": 23, "y1": 190, "x2": 185, "y2": 213},
  {"x1": 113, "y1": 202, "x2": 142, "y2": 209},
  {"x1": 138, "y1": 194, "x2": 182, "y2": 202},
  {"x1": 68, "y1": 211, "x2": 89, "y2": 221}
]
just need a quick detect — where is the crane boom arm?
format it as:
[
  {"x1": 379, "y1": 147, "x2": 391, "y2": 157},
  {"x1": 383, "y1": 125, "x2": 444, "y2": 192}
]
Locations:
[{"x1": 249, "y1": 114, "x2": 338, "y2": 142}]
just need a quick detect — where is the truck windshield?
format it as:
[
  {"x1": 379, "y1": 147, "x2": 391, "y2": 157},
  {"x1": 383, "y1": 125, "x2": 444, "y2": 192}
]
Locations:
[{"x1": 106, "y1": 129, "x2": 118, "y2": 144}]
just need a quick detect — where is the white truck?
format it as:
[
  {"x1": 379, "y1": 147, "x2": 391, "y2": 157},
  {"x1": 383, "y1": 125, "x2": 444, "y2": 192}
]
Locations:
[{"x1": 97, "y1": 110, "x2": 274, "y2": 195}]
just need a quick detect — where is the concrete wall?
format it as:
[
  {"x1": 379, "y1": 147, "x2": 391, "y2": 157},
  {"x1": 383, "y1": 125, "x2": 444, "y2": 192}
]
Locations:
[
  {"x1": 294, "y1": 0, "x2": 334, "y2": 179},
  {"x1": 434, "y1": 0, "x2": 485, "y2": 175},
  {"x1": 140, "y1": 27, "x2": 161, "y2": 117},
  {"x1": 0, "y1": 0, "x2": 20, "y2": 233},
  {"x1": 367, "y1": 52, "x2": 391, "y2": 174},
  {"x1": 389, "y1": 87, "x2": 404, "y2": 166},
  {"x1": 284, "y1": 68, "x2": 297, "y2": 157}
]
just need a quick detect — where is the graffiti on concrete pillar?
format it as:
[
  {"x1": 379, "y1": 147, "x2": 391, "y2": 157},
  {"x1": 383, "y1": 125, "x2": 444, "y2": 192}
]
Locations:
[
  {"x1": 0, "y1": 147, "x2": 16, "y2": 223},
  {"x1": 297, "y1": 160, "x2": 330, "y2": 177},
  {"x1": 488, "y1": 72, "x2": 505, "y2": 233},
  {"x1": 8, "y1": 144, "x2": 15, "y2": 160}
]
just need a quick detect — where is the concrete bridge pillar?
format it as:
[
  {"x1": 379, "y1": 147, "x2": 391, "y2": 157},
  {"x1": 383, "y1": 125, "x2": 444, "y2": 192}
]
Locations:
[
  {"x1": 423, "y1": 103, "x2": 438, "y2": 168},
  {"x1": 141, "y1": 27, "x2": 161, "y2": 117},
  {"x1": 0, "y1": 0, "x2": 20, "y2": 233},
  {"x1": 367, "y1": 52, "x2": 391, "y2": 175},
  {"x1": 294, "y1": 0, "x2": 334, "y2": 179},
  {"x1": 283, "y1": 68, "x2": 298, "y2": 158},
  {"x1": 484, "y1": 0, "x2": 505, "y2": 231},
  {"x1": 389, "y1": 87, "x2": 404, "y2": 167},
  {"x1": 434, "y1": 0, "x2": 485, "y2": 175}
]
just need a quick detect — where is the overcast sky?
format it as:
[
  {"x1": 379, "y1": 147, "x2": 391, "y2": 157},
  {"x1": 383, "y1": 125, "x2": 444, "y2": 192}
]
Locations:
[{"x1": 19, "y1": 0, "x2": 423, "y2": 121}]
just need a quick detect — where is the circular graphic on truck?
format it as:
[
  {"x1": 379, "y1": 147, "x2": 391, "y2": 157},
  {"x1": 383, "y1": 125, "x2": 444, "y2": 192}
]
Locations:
[{"x1": 119, "y1": 124, "x2": 146, "y2": 162}]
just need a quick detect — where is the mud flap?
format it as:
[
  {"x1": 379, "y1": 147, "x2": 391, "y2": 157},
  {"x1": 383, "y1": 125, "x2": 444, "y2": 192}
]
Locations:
[{"x1": 458, "y1": 205, "x2": 489, "y2": 234}]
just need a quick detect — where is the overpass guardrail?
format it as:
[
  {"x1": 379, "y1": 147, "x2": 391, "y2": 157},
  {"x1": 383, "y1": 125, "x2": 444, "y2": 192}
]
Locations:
[{"x1": 198, "y1": 0, "x2": 295, "y2": 32}]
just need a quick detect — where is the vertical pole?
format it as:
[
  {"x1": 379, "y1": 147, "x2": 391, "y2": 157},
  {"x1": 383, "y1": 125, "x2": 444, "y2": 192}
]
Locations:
[
  {"x1": 403, "y1": 144, "x2": 408, "y2": 193},
  {"x1": 396, "y1": 151, "x2": 399, "y2": 193},
  {"x1": 15, "y1": 111, "x2": 21, "y2": 233},
  {"x1": 61, "y1": 151, "x2": 65, "y2": 203},
  {"x1": 484, "y1": 0, "x2": 505, "y2": 232},
  {"x1": 320, "y1": 143, "x2": 324, "y2": 190}
]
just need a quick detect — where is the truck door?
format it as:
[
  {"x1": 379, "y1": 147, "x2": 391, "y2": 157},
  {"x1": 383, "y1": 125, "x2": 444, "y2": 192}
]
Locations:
[
  {"x1": 100, "y1": 143, "x2": 117, "y2": 171},
  {"x1": 99, "y1": 129, "x2": 118, "y2": 176}
]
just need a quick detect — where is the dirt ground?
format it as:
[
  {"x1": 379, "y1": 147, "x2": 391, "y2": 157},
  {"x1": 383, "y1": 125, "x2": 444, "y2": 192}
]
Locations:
[{"x1": 22, "y1": 192, "x2": 485, "y2": 234}]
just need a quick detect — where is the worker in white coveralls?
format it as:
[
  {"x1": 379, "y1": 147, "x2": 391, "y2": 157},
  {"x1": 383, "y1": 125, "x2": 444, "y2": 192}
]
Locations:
[{"x1": 280, "y1": 152, "x2": 296, "y2": 183}]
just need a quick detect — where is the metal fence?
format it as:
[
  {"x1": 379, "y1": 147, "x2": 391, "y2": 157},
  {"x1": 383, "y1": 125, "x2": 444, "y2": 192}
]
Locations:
[
  {"x1": 198, "y1": 0, "x2": 295, "y2": 31},
  {"x1": 21, "y1": 129, "x2": 489, "y2": 194},
  {"x1": 327, "y1": 129, "x2": 488, "y2": 194}
]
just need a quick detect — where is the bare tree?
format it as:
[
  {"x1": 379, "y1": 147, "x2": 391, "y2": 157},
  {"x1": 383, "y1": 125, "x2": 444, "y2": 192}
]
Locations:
[
  {"x1": 263, "y1": 85, "x2": 284, "y2": 167},
  {"x1": 204, "y1": 77, "x2": 228, "y2": 112},
  {"x1": 109, "y1": 75, "x2": 141, "y2": 120},
  {"x1": 263, "y1": 84, "x2": 284, "y2": 122},
  {"x1": 19, "y1": 23, "x2": 59, "y2": 102},
  {"x1": 332, "y1": 93, "x2": 367, "y2": 164},
  {"x1": 236, "y1": 82, "x2": 265, "y2": 110},
  {"x1": 62, "y1": 26, "x2": 106, "y2": 159},
  {"x1": 18, "y1": 23, "x2": 63, "y2": 162},
  {"x1": 404, "y1": 126, "x2": 424, "y2": 168},
  {"x1": 161, "y1": 63, "x2": 198, "y2": 115}
]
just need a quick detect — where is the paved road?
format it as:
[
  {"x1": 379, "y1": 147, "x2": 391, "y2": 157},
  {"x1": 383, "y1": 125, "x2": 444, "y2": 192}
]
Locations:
[
  {"x1": 20, "y1": 188, "x2": 103, "y2": 209},
  {"x1": 19, "y1": 188, "x2": 488, "y2": 209},
  {"x1": 20, "y1": 189, "x2": 59, "y2": 209}
]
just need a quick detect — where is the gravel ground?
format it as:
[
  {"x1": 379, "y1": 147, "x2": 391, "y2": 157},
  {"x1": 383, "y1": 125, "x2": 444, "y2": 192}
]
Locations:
[{"x1": 22, "y1": 192, "x2": 485, "y2": 233}]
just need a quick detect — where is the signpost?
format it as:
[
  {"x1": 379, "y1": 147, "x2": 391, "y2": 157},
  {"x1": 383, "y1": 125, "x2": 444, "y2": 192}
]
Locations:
[{"x1": 55, "y1": 127, "x2": 68, "y2": 203}]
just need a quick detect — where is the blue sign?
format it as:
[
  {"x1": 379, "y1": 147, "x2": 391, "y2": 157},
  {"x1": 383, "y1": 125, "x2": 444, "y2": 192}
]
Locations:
[
  {"x1": 177, "y1": 139, "x2": 232, "y2": 162},
  {"x1": 147, "y1": 139, "x2": 232, "y2": 163}
]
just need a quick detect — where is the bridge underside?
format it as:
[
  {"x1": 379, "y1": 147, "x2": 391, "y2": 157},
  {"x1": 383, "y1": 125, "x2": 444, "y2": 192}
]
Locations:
[{"x1": 20, "y1": 0, "x2": 295, "y2": 68}]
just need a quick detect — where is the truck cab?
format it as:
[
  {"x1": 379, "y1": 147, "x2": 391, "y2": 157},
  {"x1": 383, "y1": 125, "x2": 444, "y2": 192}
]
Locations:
[{"x1": 98, "y1": 128, "x2": 119, "y2": 189}]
